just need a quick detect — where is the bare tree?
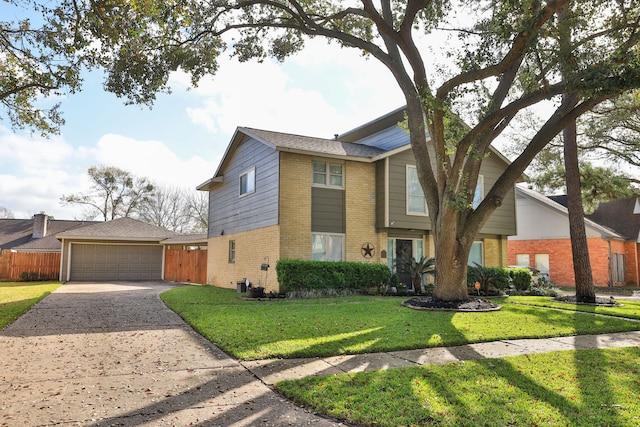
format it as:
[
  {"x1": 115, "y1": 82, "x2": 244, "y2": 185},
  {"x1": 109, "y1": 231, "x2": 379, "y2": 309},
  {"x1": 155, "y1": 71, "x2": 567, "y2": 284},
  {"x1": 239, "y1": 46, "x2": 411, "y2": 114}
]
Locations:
[
  {"x1": 186, "y1": 191, "x2": 209, "y2": 233},
  {"x1": 137, "y1": 186, "x2": 209, "y2": 233},
  {"x1": 60, "y1": 165, "x2": 154, "y2": 221},
  {"x1": 0, "y1": 207, "x2": 15, "y2": 219}
]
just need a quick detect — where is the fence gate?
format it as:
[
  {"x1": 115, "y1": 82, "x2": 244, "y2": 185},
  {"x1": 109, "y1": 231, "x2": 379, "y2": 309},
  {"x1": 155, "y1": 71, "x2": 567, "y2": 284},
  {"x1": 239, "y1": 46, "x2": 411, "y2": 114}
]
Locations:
[{"x1": 164, "y1": 249, "x2": 207, "y2": 284}]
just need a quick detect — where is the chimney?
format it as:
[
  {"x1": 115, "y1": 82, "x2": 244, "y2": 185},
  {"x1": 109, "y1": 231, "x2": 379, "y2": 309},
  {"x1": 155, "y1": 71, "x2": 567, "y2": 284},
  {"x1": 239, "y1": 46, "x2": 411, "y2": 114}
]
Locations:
[{"x1": 32, "y1": 212, "x2": 48, "y2": 239}]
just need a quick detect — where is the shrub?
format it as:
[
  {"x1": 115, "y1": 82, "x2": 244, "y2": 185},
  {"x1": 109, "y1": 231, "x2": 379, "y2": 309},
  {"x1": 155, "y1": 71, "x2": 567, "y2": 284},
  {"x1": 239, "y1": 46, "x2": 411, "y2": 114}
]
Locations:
[
  {"x1": 467, "y1": 264, "x2": 511, "y2": 292},
  {"x1": 507, "y1": 267, "x2": 532, "y2": 291},
  {"x1": 276, "y1": 259, "x2": 391, "y2": 295}
]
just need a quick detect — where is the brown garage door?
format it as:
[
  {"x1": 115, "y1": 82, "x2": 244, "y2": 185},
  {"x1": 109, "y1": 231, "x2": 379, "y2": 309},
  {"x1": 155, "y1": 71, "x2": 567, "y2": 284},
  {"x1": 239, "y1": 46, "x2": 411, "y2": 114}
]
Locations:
[{"x1": 70, "y1": 244, "x2": 163, "y2": 281}]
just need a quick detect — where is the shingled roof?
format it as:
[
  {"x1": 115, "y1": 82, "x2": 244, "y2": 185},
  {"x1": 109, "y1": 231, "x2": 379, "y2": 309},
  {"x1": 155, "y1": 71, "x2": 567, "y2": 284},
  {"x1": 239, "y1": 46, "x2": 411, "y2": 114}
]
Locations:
[
  {"x1": 587, "y1": 197, "x2": 640, "y2": 241},
  {"x1": 241, "y1": 127, "x2": 386, "y2": 159},
  {"x1": 0, "y1": 218, "x2": 96, "y2": 252},
  {"x1": 55, "y1": 217, "x2": 178, "y2": 241}
]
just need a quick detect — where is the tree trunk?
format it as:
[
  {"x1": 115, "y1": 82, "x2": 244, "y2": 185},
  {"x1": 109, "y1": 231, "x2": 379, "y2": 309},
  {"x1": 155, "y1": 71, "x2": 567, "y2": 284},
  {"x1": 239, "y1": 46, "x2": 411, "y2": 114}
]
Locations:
[
  {"x1": 432, "y1": 213, "x2": 471, "y2": 301},
  {"x1": 564, "y1": 119, "x2": 597, "y2": 302}
]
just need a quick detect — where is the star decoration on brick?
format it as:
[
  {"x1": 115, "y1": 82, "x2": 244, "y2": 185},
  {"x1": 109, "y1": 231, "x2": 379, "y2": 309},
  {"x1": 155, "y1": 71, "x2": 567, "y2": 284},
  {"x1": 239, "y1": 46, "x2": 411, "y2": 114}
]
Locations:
[{"x1": 361, "y1": 242, "x2": 375, "y2": 258}]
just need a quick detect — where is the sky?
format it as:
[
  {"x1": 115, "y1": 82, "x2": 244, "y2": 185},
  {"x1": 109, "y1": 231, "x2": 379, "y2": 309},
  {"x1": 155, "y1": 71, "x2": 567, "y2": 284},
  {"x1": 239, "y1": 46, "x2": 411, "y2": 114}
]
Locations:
[{"x1": 0, "y1": 38, "x2": 408, "y2": 220}]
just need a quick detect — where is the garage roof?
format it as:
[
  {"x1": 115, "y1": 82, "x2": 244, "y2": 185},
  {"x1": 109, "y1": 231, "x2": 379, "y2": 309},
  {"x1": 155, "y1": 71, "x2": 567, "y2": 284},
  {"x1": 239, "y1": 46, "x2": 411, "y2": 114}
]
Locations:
[{"x1": 56, "y1": 217, "x2": 178, "y2": 242}]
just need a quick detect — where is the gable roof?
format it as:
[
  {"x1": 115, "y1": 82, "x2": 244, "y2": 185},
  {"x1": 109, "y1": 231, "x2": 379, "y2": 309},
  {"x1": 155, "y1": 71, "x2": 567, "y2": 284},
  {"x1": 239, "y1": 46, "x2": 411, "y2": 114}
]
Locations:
[
  {"x1": 197, "y1": 107, "x2": 515, "y2": 191},
  {"x1": 588, "y1": 197, "x2": 640, "y2": 242},
  {"x1": 55, "y1": 217, "x2": 177, "y2": 242},
  {"x1": 243, "y1": 127, "x2": 386, "y2": 159},
  {"x1": 197, "y1": 126, "x2": 386, "y2": 190},
  {"x1": 0, "y1": 218, "x2": 96, "y2": 252},
  {"x1": 516, "y1": 185, "x2": 625, "y2": 240}
]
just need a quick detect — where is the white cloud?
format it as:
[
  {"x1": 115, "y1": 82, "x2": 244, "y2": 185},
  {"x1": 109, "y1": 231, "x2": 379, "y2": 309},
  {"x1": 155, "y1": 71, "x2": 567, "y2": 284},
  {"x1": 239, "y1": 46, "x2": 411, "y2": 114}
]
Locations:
[
  {"x1": 92, "y1": 134, "x2": 218, "y2": 189},
  {"x1": 0, "y1": 127, "x2": 217, "y2": 220},
  {"x1": 171, "y1": 42, "x2": 405, "y2": 140}
]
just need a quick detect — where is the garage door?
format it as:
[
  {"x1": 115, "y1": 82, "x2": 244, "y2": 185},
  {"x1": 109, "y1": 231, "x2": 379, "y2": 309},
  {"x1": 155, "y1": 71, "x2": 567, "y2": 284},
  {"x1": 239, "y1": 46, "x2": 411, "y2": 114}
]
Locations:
[{"x1": 70, "y1": 244, "x2": 163, "y2": 281}]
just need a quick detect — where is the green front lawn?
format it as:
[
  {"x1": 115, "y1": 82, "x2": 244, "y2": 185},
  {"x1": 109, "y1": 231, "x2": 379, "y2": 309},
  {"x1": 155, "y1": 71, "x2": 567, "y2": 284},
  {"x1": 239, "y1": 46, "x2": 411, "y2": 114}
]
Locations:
[
  {"x1": 161, "y1": 286, "x2": 640, "y2": 360},
  {"x1": 276, "y1": 346, "x2": 640, "y2": 426},
  {"x1": 509, "y1": 295, "x2": 640, "y2": 320},
  {"x1": 0, "y1": 281, "x2": 62, "y2": 329}
]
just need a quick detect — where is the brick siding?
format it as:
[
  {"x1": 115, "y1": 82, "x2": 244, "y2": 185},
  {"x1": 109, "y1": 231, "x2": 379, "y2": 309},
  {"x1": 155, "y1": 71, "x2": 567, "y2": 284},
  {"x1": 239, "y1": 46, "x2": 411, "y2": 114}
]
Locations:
[
  {"x1": 206, "y1": 225, "x2": 280, "y2": 292},
  {"x1": 507, "y1": 238, "x2": 638, "y2": 287}
]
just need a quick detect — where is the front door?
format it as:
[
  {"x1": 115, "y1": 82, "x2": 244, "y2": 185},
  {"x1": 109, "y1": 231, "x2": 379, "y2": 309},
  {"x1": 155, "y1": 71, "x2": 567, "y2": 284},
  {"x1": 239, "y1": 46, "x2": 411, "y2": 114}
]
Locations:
[{"x1": 396, "y1": 239, "x2": 413, "y2": 287}]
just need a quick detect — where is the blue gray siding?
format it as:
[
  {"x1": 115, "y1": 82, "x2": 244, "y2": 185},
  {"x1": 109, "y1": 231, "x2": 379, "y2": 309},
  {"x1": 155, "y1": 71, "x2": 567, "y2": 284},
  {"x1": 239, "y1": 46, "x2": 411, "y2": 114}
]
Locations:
[
  {"x1": 208, "y1": 136, "x2": 279, "y2": 236},
  {"x1": 356, "y1": 126, "x2": 409, "y2": 151}
]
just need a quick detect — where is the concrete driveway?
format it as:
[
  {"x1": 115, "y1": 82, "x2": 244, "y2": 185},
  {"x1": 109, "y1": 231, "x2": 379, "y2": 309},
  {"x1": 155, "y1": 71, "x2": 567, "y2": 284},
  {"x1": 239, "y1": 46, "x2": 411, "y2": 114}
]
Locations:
[{"x1": 0, "y1": 282, "x2": 344, "y2": 426}]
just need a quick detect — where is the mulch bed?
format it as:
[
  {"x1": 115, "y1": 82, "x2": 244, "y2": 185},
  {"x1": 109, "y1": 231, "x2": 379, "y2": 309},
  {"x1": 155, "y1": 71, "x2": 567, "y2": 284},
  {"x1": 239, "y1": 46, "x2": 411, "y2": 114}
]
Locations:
[
  {"x1": 554, "y1": 295, "x2": 623, "y2": 306},
  {"x1": 402, "y1": 296, "x2": 502, "y2": 312}
]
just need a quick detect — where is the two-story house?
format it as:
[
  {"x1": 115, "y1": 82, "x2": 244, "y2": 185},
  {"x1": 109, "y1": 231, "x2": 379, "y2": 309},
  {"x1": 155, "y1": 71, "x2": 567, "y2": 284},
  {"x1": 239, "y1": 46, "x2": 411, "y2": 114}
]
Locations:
[{"x1": 197, "y1": 108, "x2": 517, "y2": 291}]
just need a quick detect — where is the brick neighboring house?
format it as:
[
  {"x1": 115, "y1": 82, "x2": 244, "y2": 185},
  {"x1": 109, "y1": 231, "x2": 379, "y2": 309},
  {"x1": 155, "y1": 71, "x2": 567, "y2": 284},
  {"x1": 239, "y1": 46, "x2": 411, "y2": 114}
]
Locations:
[
  {"x1": 587, "y1": 197, "x2": 640, "y2": 287},
  {"x1": 0, "y1": 213, "x2": 96, "y2": 280},
  {"x1": 508, "y1": 185, "x2": 638, "y2": 287},
  {"x1": 197, "y1": 108, "x2": 517, "y2": 292}
]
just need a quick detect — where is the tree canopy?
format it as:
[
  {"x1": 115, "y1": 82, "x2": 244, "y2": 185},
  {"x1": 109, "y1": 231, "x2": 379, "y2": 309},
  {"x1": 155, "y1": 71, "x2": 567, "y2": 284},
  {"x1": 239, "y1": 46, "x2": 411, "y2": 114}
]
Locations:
[
  {"x1": 1, "y1": 0, "x2": 86, "y2": 135},
  {"x1": 27, "y1": 0, "x2": 640, "y2": 300}
]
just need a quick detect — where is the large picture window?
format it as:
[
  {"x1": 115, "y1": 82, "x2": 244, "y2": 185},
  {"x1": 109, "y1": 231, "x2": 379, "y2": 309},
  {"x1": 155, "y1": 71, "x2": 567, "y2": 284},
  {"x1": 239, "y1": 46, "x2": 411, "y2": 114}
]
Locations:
[
  {"x1": 313, "y1": 161, "x2": 343, "y2": 188},
  {"x1": 239, "y1": 167, "x2": 255, "y2": 196},
  {"x1": 312, "y1": 233, "x2": 344, "y2": 261},
  {"x1": 406, "y1": 165, "x2": 427, "y2": 215}
]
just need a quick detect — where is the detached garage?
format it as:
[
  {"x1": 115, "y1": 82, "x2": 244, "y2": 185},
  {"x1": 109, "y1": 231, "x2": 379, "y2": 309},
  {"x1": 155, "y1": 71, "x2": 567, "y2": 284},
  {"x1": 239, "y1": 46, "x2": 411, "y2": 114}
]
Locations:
[{"x1": 57, "y1": 217, "x2": 177, "y2": 282}]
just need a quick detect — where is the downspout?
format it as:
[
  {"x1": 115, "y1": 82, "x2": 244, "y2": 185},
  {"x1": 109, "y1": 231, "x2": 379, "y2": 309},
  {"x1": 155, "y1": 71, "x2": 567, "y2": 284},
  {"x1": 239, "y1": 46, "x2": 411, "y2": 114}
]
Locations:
[{"x1": 607, "y1": 240, "x2": 613, "y2": 288}]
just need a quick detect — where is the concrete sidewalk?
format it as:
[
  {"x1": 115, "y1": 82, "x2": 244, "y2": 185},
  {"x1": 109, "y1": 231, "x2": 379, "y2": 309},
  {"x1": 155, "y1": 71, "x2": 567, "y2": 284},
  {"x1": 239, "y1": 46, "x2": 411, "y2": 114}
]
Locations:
[
  {"x1": 243, "y1": 330, "x2": 640, "y2": 385},
  {"x1": 0, "y1": 282, "x2": 345, "y2": 427}
]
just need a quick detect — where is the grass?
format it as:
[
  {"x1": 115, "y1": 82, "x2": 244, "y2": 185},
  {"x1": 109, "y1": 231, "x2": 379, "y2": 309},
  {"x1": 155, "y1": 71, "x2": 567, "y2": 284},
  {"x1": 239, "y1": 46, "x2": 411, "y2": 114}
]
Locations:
[
  {"x1": 0, "y1": 281, "x2": 62, "y2": 329},
  {"x1": 160, "y1": 285, "x2": 640, "y2": 360},
  {"x1": 509, "y1": 295, "x2": 640, "y2": 320},
  {"x1": 276, "y1": 346, "x2": 640, "y2": 426}
]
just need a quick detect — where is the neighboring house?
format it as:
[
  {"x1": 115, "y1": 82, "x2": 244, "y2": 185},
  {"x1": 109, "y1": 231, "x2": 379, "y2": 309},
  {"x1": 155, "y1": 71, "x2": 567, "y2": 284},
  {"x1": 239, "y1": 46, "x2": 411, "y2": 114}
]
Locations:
[
  {"x1": 0, "y1": 213, "x2": 95, "y2": 280},
  {"x1": 197, "y1": 107, "x2": 517, "y2": 292},
  {"x1": 57, "y1": 217, "x2": 178, "y2": 282},
  {"x1": 508, "y1": 185, "x2": 638, "y2": 287},
  {"x1": 587, "y1": 197, "x2": 640, "y2": 287}
]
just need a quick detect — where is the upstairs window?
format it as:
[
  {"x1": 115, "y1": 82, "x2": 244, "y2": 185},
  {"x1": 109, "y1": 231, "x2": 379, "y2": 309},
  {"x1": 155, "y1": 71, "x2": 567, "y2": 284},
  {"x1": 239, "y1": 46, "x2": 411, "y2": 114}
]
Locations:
[
  {"x1": 473, "y1": 175, "x2": 484, "y2": 209},
  {"x1": 406, "y1": 165, "x2": 427, "y2": 215},
  {"x1": 313, "y1": 161, "x2": 343, "y2": 188},
  {"x1": 239, "y1": 167, "x2": 255, "y2": 196}
]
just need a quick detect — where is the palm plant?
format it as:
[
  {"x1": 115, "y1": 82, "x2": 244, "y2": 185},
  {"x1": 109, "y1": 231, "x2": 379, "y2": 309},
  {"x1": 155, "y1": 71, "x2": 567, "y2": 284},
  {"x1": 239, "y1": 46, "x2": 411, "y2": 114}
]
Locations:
[{"x1": 395, "y1": 256, "x2": 436, "y2": 295}]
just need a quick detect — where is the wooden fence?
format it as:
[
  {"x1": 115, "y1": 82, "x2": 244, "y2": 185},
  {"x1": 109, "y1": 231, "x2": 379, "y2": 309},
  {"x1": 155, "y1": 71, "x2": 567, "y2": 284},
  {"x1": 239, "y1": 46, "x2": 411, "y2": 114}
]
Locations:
[
  {"x1": 0, "y1": 251, "x2": 61, "y2": 281},
  {"x1": 164, "y1": 249, "x2": 207, "y2": 284}
]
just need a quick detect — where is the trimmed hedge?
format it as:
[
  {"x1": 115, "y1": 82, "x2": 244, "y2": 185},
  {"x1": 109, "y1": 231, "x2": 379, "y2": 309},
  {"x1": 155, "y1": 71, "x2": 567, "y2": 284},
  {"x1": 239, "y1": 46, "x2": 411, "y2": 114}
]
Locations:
[{"x1": 276, "y1": 259, "x2": 391, "y2": 293}]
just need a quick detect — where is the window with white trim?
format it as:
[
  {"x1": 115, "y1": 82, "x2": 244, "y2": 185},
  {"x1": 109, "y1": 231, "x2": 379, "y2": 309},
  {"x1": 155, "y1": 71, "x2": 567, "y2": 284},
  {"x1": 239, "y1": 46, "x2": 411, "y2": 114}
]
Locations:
[
  {"x1": 313, "y1": 161, "x2": 343, "y2": 188},
  {"x1": 228, "y1": 240, "x2": 236, "y2": 263},
  {"x1": 468, "y1": 241, "x2": 484, "y2": 266},
  {"x1": 473, "y1": 175, "x2": 484, "y2": 209},
  {"x1": 239, "y1": 167, "x2": 255, "y2": 196},
  {"x1": 312, "y1": 233, "x2": 344, "y2": 261},
  {"x1": 406, "y1": 165, "x2": 427, "y2": 215},
  {"x1": 515, "y1": 254, "x2": 530, "y2": 267}
]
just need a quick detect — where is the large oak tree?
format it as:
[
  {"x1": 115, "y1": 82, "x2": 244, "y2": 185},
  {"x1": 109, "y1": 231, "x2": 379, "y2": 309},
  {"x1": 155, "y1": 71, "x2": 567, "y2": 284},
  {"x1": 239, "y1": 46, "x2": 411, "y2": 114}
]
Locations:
[{"x1": 41, "y1": 0, "x2": 640, "y2": 300}]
